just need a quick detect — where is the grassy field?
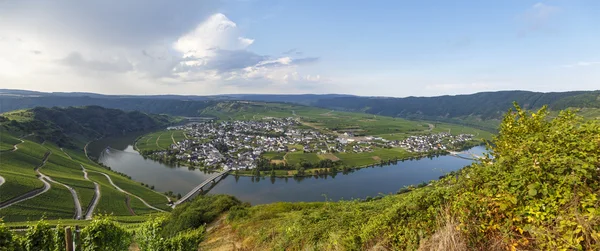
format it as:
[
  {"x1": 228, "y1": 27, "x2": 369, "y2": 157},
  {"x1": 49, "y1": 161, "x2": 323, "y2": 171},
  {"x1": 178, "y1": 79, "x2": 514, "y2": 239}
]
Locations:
[
  {"x1": 285, "y1": 152, "x2": 321, "y2": 166},
  {"x1": 135, "y1": 131, "x2": 164, "y2": 152},
  {"x1": 0, "y1": 130, "x2": 171, "y2": 222},
  {"x1": 0, "y1": 133, "x2": 21, "y2": 151},
  {"x1": 0, "y1": 142, "x2": 47, "y2": 202},
  {"x1": 86, "y1": 172, "x2": 133, "y2": 216},
  {"x1": 0, "y1": 182, "x2": 75, "y2": 222},
  {"x1": 262, "y1": 152, "x2": 286, "y2": 160},
  {"x1": 335, "y1": 147, "x2": 412, "y2": 167},
  {"x1": 171, "y1": 130, "x2": 187, "y2": 143}
]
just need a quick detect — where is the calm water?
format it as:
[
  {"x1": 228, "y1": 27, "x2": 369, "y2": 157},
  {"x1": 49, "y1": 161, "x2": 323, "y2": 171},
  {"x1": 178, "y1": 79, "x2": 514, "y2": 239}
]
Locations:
[{"x1": 94, "y1": 135, "x2": 486, "y2": 205}]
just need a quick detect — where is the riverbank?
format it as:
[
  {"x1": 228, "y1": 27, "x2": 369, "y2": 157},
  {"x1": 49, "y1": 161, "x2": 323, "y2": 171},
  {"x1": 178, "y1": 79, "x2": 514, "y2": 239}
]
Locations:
[{"x1": 138, "y1": 144, "x2": 483, "y2": 179}]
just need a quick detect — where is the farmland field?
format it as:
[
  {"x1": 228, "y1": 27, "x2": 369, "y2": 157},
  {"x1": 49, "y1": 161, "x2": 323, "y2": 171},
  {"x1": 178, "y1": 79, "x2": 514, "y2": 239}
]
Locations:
[{"x1": 0, "y1": 182, "x2": 75, "y2": 222}]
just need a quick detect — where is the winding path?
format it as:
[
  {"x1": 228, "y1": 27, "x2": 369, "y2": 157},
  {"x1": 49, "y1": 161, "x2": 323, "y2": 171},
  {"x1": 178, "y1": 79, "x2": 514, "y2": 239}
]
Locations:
[
  {"x1": 0, "y1": 152, "x2": 52, "y2": 209},
  {"x1": 80, "y1": 165, "x2": 101, "y2": 220},
  {"x1": 36, "y1": 151, "x2": 82, "y2": 220},
  {"x1": 88, "y1": 171, "x2": 166, "y2": 213},
  {"x1": 61, "y1": 147, "x2": 100, "y2": 219},
  {"x1": 41, "y1": 174, "x2": 82, "y2": 219}
]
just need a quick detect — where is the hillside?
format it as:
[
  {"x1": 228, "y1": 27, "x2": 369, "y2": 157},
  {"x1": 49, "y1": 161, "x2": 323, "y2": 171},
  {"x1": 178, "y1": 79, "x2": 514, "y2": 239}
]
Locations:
[
  {"x1": 0, "y1": 106, "x2": 176, "y2": 148},
  {"x1": 1, "y1": 104, "x2": 599, "y2": 250},
  {"x1": 2, "y1": 90, "x2": 600, "y2": 130},
  {"x1": 0, "y1": 106, "x2": 176, "y2": 223},
  {"x1": 201, "y1": 104, "x2": 600, "y2": 250}
]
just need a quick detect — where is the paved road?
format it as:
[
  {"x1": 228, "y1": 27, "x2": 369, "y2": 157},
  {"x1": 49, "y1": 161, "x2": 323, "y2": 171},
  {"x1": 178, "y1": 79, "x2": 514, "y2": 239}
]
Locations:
[
  {"x1": 0, "y1": 153, "x2": 52, "y2": 209},
  {"x1": 36, "y1": 151, "x2": 82, "y2": 219},
  {"x1": 42, "y1": 175, "x2": 82, "y2": 219},
  {"x1": 80, "y1": 164, "x2": 101, "y2": 220},
  {"x1": 89, "y1": 171, "x2": 166, "y2": 213}
]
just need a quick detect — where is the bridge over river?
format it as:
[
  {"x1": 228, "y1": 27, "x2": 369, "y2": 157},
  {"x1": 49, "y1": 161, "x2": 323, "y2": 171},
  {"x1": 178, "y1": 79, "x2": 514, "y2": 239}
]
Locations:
[
  {"x1": 103, "y1": 147, "x2": 231, "y2": 208},
  {"x1": 171, "y1": 169, "x2": 231, "y2": 208}
]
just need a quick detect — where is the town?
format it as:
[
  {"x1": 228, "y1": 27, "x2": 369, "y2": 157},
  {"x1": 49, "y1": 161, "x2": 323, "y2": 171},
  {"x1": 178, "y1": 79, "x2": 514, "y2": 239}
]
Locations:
[{"x1": 147, "y1": 118, "x2": 476, "y2": 171}]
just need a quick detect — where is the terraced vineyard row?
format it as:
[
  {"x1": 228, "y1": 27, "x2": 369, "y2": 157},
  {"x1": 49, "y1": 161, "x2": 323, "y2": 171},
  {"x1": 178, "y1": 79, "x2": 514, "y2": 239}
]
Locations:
[{"x1": 0, "y1": 133, "x2": 172, "y2": 222}]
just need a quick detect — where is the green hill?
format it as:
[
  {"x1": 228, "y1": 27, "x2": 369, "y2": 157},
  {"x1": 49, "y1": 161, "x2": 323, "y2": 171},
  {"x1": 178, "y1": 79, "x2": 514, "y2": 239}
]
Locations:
[
  {"x1": 0, "y1": 106, "x2": 175, "y2": 222},
  {"x1": 1, "y1": 106, "x2": 177, "y2": 148},
  {"x1": 1, "y1": 104, "x2": 599, "y2": 250},
  {"x1": 200, "y1": 104, "x2": 600, "y2": 250}
]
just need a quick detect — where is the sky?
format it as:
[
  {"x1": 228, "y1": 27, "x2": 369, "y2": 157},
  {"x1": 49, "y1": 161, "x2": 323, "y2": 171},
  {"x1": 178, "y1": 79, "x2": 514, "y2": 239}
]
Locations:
[{"x1": 0, "y1": 0, "x2": 598, "y2": 97}]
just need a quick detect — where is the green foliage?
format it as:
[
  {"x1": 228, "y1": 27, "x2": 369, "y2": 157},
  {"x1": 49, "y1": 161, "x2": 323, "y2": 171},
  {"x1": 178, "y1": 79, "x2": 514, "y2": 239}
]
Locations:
[
  {"x1": 0, "y1": 221, "x2": 14, "y2": 251},
  {"x1": 23, "y1": 220, "x2": 55, "y2": 251},
  {"x1": 81, "y1": 216, "x2": 131, "y2": 251},
  {"x1": 217, "y1": 104, "x2": 600, "y2": 250},
  {"x1": 135, "y1": 216, "x2": 205, "y2": 251},
  {"x1": 162, "y1": 195, "x2": 242, "y2": 237},
  {"x1": 135, "y1": 216, "x2": 168, "y2": 251},
  {"x1": 1, "y1": 106, "x2": 174, "y2": 148},
  {"x1": 162, "y1": 227, "x2": 204, "y2": 251}
]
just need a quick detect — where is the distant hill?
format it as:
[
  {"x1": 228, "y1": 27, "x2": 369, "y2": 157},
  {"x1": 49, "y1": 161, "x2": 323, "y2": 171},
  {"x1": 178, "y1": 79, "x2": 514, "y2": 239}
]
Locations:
[
  {"x1": 1, "y1": 89, "x2": 599, "y2": 130},
  {"x1": 0, "y1": 106, "x2": 177, "y2": 148}
]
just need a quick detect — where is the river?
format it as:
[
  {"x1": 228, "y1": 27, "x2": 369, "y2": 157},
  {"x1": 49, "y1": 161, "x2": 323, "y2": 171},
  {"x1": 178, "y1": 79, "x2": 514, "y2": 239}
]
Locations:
[{"x1": 90, "y1": 134, "x2": 486, "y2": 205}]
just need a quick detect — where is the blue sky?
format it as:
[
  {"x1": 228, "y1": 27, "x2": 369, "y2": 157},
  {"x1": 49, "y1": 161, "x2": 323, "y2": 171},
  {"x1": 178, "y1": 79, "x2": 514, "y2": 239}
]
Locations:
[{"x1": 0, "y1": 0, "x2": 598, "y2": 96}]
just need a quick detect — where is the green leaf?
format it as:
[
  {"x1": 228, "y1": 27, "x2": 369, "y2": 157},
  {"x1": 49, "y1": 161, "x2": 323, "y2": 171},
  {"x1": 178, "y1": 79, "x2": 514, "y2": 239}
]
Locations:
[{"x1": 528, "y1": 189, "x2": 537, "y2": 196}]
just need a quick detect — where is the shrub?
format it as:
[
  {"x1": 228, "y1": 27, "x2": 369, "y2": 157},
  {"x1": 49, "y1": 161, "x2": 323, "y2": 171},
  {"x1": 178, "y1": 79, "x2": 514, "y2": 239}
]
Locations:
[
  {"x1": 0, "y1": 221, "x2": 14, "y2": 251},
  {"x1": 24, "y1": 220, "x2": 54, "y2": 251},
  {"x1": 162, "y1": 195, "x2": 241, "y2": 237},
  {"x1": 81, "y1": 216, "x2": 131, "y2": 251}
]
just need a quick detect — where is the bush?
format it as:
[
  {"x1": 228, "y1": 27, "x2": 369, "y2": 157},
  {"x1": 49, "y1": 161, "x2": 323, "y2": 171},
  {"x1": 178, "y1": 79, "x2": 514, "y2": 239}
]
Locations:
[
  {"x1": 162, "y1": 195, "x2": 241, "y2": 237},
  {"x1": 227, "y1": 205, "x2": 250, "y2": 221},
  {"x1": 24, "y1": 220, "x2": 54, "y2": 251},
  {"x1": 135, "y1": 216, "x2": 205, "y2": 251},
  {"x1": 81, "y1": 216, "x2": 131, "y2": 251},
  {"x1": 162, "y1": 227, "x2": 205, "y2": 251},
  {"x1": 0, "y1": 221, "x2": 14, "y2": 251},
  {"x1": 135, "y1": 217, "x2": 168, "y2": 251}
]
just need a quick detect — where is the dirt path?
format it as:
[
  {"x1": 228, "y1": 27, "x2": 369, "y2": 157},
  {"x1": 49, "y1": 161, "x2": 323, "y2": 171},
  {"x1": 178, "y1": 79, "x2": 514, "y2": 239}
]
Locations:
[
  {"x1": 125, "y1": 195, "x2": 136, "y2": 215},
  {"x1": 427, "y1": 123, "x2": 435, "y2": 132},
  {"x1": 171, "y1": 132, "x2": 176, "y2": 144},
  {"x1": 89, "y1": 171, "x2": 166, "y2": 213},
  {"x1": 155, "y1": 133, "x2": 162, "y2": 149},
  {"x1": 11, "y1": 139, "x2": 24, "y2": 152},
  {"x1": 200, "y1": 215, "x2": 244, "y2": 251}
]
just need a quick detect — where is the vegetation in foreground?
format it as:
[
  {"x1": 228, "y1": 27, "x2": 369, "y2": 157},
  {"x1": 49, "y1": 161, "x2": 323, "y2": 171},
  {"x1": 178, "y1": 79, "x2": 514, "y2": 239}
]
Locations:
[
  {"x1": 201, "y1": 105, "x2": 600, "y2": 250},
  {"x1": 0, "y1": 195, "x2": 240, "y2": 251}
]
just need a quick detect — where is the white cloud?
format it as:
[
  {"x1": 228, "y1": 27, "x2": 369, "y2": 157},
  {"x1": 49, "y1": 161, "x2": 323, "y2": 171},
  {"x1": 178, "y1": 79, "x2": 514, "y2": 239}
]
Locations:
[
  {"x1": 562, "y1": 61, "x2": 600, "y2": 68},
  {"x1": 0, "y1": 1, "x2": 325, "y2": 95}
]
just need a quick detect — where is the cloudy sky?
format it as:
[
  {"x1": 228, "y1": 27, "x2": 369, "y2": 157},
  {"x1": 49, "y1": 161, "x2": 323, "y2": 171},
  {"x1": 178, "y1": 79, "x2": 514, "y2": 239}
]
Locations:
[{"x1": 0, "y1": 0, "x2": 598, "y2": 97}]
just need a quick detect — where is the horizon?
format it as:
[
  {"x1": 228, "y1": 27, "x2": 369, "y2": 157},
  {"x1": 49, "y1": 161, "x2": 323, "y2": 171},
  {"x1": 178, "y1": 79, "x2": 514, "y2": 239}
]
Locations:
[
  {"x1": 1, "y1": 1, "x2": 598, "y2": 96},
  {"x1": 1, "y1": 88, "x2": 599, "y2": 99}
]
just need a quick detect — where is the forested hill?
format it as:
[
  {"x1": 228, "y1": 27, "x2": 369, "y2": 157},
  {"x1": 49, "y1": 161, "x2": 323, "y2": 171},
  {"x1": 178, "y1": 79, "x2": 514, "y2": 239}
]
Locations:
[
  {"x1": 1, "y1": 89, "x2": 599, "y2": 123},
  {"x1": 313, "y1": 90, "x2": 600, "y2": 119},
  {"x1": 0, "y1": 106, "x2": 176, "y2": 148}
]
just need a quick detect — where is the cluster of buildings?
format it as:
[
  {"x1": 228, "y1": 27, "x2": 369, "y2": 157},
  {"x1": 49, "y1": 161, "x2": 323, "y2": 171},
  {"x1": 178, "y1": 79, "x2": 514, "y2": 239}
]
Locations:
[
  {"x1": 154, "y1": 118, "x2": 338, "y2": 170},
  {"x1": 398, "y1": 132, "x2": 474, "y2": 153},
  {"x1": 149, "y1": 117, "x2": 476, "y2": 170}
]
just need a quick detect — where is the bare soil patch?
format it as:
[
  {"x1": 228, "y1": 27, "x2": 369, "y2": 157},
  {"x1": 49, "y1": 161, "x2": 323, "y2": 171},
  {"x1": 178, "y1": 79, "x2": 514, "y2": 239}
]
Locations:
[
  {"x1": 270, "y1": 160, "x2": 286, "y2": 165},
  {"x1": 372, "y1": 156, "x2": 382, "y2": 161},
  {"x1": 320, "y1": 153, "x2": 340, "y2": 161}
]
